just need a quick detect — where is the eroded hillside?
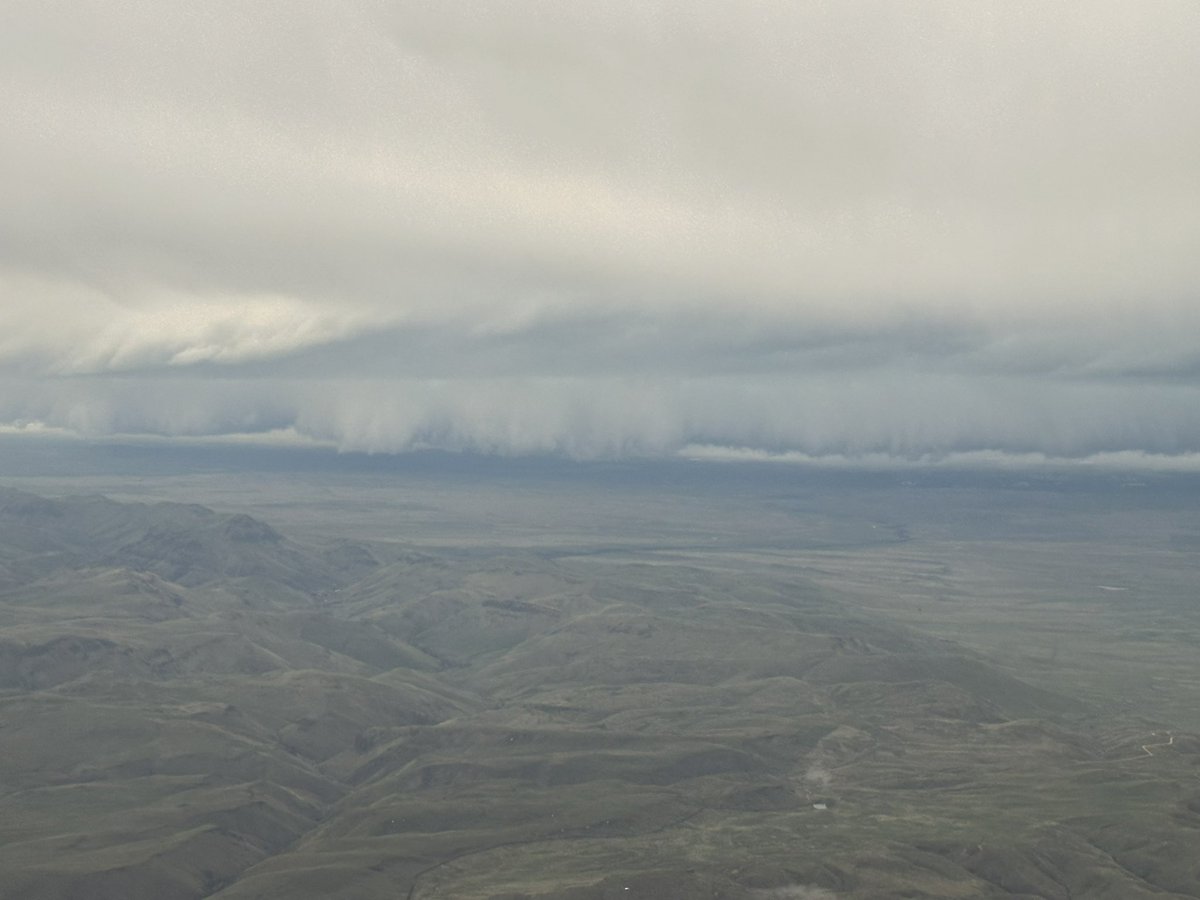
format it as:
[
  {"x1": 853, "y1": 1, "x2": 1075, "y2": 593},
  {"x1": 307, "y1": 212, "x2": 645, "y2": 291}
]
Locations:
[{"x1": 1, "y1": 487, "x2": 1198, "y2": 900}]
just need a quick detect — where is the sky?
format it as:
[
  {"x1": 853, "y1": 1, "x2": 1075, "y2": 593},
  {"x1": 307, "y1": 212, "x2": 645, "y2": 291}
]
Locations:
[{"x1": 2, "y1": 1, "x2": 1199, "y2": 464}]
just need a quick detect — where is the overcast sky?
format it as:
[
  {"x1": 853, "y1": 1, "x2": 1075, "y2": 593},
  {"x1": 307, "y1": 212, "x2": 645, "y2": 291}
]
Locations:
[{"x1": 2, "y1": 2, "x2": 1199, "y2": 464}]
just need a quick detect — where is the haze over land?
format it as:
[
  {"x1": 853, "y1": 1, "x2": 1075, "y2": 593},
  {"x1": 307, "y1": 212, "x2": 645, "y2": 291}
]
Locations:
[
  {"x1": 3, "y1": 3, "x2": 1200, "y2": 461},
  {"x1": 3, "y1": 445, "x2": 1200, "y2": 899}
]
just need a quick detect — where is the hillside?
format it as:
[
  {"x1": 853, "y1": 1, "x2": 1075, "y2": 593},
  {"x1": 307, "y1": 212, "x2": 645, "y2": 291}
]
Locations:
[{"x1": 0, "y1": 488, "x2": 1198, "y2": 899}]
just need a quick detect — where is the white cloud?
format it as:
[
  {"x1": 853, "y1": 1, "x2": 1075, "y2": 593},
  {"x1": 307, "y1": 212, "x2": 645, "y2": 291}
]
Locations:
[
  {"x1": 1, "y1": 2, "x2": 1199, "y2": 462},
  {"x1": 680, "y1": 445, "x2": 1200, "y2": 474},
  {"x1": 0, "y1": 272, "x2": 373, "y2": 374}
]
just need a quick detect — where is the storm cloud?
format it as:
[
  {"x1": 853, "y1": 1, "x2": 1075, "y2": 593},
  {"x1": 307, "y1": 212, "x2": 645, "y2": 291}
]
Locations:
[{"x1": 3, "y1": 2, "x2": 1199, "y2": 463}]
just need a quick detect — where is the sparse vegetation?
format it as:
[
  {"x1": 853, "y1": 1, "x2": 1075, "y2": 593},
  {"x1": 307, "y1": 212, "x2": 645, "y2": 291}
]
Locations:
[{"x1": 2, "y1": 469, "x2": 1200, "y2": 899}]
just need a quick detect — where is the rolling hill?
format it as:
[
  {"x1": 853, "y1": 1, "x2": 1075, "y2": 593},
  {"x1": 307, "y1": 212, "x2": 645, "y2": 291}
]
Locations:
[{"x1": 0, "y1": 487, "x2": 1197, "y2": 899}]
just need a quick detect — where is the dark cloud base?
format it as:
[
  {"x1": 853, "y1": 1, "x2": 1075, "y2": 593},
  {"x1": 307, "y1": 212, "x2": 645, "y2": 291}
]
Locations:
[{"x1": 4, "y1": 371, "x2": 1200, "y2": 469}]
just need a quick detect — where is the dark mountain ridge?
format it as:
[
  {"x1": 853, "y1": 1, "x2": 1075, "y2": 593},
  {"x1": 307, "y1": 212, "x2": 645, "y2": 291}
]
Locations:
[{"x1": 0, "y1": 487, "x2": 359, "y2": 592}]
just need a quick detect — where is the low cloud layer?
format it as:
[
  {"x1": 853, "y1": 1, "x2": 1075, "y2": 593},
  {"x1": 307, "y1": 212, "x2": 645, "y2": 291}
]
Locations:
[{"x1": 3, "y1": 3, "x2": 1199, "y2": 464}]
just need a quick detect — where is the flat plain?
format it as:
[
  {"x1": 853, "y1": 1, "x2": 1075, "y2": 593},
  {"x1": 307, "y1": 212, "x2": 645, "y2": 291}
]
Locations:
[{"x1": 2, "y1": 440, "x2": 1199, "y2": 898}]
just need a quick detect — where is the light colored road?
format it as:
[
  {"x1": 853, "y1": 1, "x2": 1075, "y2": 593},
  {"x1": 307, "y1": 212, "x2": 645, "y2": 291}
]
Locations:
[
  {"x1": 1140, "y1": 732, "x2": 1174, "y2": 757},
  {"x1": 1086, "y1": 731, "x2": 1177, "y2": 764}
]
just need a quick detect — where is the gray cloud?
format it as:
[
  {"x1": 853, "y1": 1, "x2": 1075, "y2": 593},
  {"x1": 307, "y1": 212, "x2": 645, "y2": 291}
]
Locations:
[
  {"x1": 7, "y1": 373, "x2": 1200, "y2": 464},
  {"x1": 2, "y1": 2, "x2": 1199, "y2": 463}
]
